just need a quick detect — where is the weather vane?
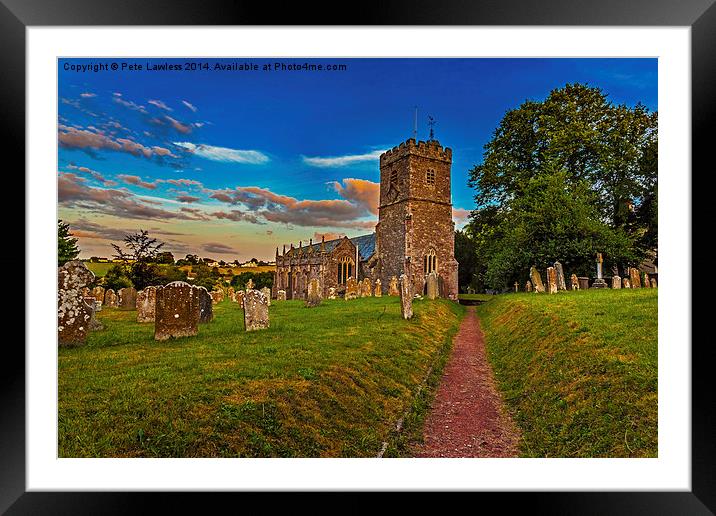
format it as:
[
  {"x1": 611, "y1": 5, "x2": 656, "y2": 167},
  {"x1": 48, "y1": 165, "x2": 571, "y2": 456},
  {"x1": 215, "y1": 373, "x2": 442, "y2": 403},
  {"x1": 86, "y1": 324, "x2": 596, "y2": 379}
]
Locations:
[{"x1": 427, "y1": 116, "x2": 436, "y2": 141}]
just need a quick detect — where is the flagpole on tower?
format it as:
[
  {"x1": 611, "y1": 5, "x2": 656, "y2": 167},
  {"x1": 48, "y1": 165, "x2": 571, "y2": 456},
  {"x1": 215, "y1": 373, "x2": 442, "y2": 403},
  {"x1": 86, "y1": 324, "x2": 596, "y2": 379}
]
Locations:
[{"x1": 413, "y1": 106, "x2": 418, "y2": 141}]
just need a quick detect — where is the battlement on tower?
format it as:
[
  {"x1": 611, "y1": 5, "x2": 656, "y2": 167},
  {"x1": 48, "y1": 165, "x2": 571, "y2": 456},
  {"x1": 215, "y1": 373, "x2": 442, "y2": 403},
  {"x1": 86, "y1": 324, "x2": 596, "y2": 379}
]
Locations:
[{"x1": 379, "y1": 138, "x2": 452, "y2": 166}]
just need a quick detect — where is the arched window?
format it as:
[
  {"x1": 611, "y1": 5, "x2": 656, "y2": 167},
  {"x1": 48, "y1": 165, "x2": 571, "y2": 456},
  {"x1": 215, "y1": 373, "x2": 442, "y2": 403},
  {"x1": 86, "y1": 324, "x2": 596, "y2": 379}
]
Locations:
[
  {"x1": 424, "y1": 249, "x2": 437, "y2": 274},
  {"x1": 338, "y1": 257, "x2": 354, "y2": 285}
]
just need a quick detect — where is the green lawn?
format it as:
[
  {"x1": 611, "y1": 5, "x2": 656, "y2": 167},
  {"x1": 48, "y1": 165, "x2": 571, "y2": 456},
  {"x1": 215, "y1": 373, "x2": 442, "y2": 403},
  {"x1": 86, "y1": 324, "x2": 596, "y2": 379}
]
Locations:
[
  {"x1": 84, "y1": 261, "x2": 114, "y2": 277},
  {"x1": 59, "y1": 296, "x2": 463, "y2": 457},
  {"x1": 477, "y1": 288, "x2": 658, "y2": 458},
  {"x1": 458, "y1": 293, "x2": 496, "y2": 302}
]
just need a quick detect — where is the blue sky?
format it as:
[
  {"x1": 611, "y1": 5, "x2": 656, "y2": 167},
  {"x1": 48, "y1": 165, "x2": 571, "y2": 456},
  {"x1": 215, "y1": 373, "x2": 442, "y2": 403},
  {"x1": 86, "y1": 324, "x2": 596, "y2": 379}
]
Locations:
[{"x1": 58, "y1": 58, "x2": 657, "y2": 260}]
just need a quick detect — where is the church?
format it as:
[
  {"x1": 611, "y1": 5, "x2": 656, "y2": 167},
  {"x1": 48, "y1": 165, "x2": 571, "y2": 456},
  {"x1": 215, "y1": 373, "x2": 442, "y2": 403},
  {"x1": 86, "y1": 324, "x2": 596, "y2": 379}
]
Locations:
[{"x1": 273, "y1": 137, "x2": 459, "y2": 300}]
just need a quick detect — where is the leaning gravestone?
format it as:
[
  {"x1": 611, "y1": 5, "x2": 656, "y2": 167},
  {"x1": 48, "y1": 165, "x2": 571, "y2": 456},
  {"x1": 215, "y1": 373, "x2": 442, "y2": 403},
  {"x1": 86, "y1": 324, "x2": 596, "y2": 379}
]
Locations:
[
  {"x1": 345, "y1": 277, "x2": 359, "y2": 300},
  {"x1": 198, "y1": 286, "x2": 213, "y2": 323},
  {"x1": 612, "y1": 276, "x2": 622, "y2": 289},
  {"x1": 305, "y1": 278, "x2": 322, "y2": 308},
  {"x1": 136, "y1": 286, "x2": 157, "y2": 323},
  {"x1": 570, "y1": 274, "x2": 579, "y2": 291},
  {"x1": 104, "y1": 288, "x2": 118, "y2": 307},
  {"x1": 277, "y1": 289, "x2": 287, "y2": 301},
  {"x1": 529, "y1": 266, "x2": 545, "y2": 293},
  {"x1": 399, "y1": 274, "x2": 413, "y2": 320},
  {"x1": 525, "y1": 280, "x2": 532, "y2": 292},
  {"x1": 58, "y1": 260, "x2": 95, "y2": 347},
  {"x1": 388, "y1": 276, "x2": 399, "y2": 296},
  {"x1": 546, "y1": 267, "x2": 558, "y2": 294},
  {"x1": 374, "y1": 279, "x2": 382, "y2": 297},
  {"x1": 629, "y1": 267, "x2": 641, "y2": 288},
  {"x1": 554, "y1": 261, "x2": 567, "y2": 291},
  {"x1": 244, "y1": 289, "x2": 269, "y2": 331},
  {"x1": 426, "y1": 272, "x2": 439, "y2": 299},
  {"x1": 118, "y1": 287, "x2": 138, "y2": 310},
  {"x1": 154, "y1": 281, "x2": 200, "y2": 341},
  {"x1": 84, "y1": 297, "x2": 104, "y2": 331},
  {"x1": 261, "y1": 287, "x2": 272, "y2": 306}
]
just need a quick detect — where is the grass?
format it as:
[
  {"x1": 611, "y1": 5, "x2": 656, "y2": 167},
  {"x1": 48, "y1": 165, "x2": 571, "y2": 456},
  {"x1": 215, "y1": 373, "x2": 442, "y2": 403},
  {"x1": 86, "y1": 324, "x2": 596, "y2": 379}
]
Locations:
[
  {"x1": 59, "y1": 296, "x2": 464, "y2": 457},
  {"x1": 476, "y1": 288, "x2": 658, "y2": 458},
  {"x1": 84, "y1": 262, "x2": 114, "y2": 277},
  {"x1": 458, "y1": 293, "x2": 496, "y2": 302}
]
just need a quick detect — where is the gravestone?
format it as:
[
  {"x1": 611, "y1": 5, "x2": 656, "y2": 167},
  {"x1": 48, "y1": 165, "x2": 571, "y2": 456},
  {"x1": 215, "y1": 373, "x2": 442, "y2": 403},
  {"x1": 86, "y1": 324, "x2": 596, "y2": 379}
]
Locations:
[
  {"x1": 360, "y1": 278, "x2": 372, "y2": 297},
  {"x1": 529, "y1": 266, "x2": 545, "y2": 293},
  {"x1": 525, "y1": 280, "x2": 532, "y2": 292},
  {"x1": 104, "y1": 289, "x2": 118, "y2": 307},
  {"x1": 629, "y1": 267, "x2": 641, "y2": 288},
  {"x1": 136, "y1": 286, "x2": 157, "y2": 323},
  {"x1": 345, "y1": 277, "x2": 359, "y2": 300},
  {"x1": 118, "y1": 287, "x2": 138, "y2": 310},
  {"x1": 570, "y1": 274, "x2": 580, "y2": 291},
  {"x1": 306, "y1": 278, "x2": 322, "y2": 307},
  {"x1": 651, "y1": 278, "x2": 657, "y2": 288},
  {"x1": 243, "y1": 289, "x2": 269, "y2": 331},
  {"x1": 228, "y1": 286, "x2": 235, "y2": 297},
  {"x1": 58, "y1": 261, "x2": 95, "y2": 347},
  {"x1": 399, "y1": 274, "x2": 413, "y2": 320},
  {"x1": 623, "y1": 277, "x2": 631, "y2": 289},
  {"x1": 578, "y1": 277, "x2": 590, "y2": 290},
  {"x1": 426, "y1": 272, "x2": 439, "y2": 299},
  {"x1": 277, "y1": 289, "x2": 287, "y2": 301},
  {"x1": 198, "y1": 287, "x2": 213, "y2": 323},
  {"x1": 590, "y1": 253, "x2": 608, "y2": 289},
  {"x1": 235, "y1": 290, "x2": 245, "y2": 308},
  {"x1": 327, "y1": 287, "x2": 336, "y2": 300},
  {"x1": 643, "y1": 274, "x2": 651, "y2": 288},
  {"x1": 546, "y1": 267, "x2": 558, "y2": 294},
  {"x1": 514, "y1": 281, "x2": 519, "y2": 293},
  {"x1": 374, "y1": 279, "x2": 382, "y2": 297},
  {"x1": 388, "y1": 276, "x2": 399, "y2": 296},
  {"x1": 83, "y1": 297, "x2": 104, "y2": 331},
  {"x1": 93, "y1": 299, "x2": 102, "y2": 312},
  {"x1": 554, "y1": 261, "x2": 567, "y2": 291},
  {"x1": 210, "y1": 290, "x2": 224, "y2": 304},
  {"x1": 246, "y1": 279, "x2": 254, "y2": 290},
  {"x1": 154, "y1": 281, "x2": 201, "y2": 341},
  {"x1": 91, "y1": 286, "x2": 105, "y2": 302},
  {"x1": 611, "y1": 276, "x2": 622, "y2": 289},
  {"x1": 261, "y1": 287, "x2": 272, "y2": 306}
]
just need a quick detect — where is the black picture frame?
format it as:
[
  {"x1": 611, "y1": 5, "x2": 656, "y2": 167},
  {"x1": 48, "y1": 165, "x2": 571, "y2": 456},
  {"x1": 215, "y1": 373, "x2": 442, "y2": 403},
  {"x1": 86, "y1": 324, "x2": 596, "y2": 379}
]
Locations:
[{"x1": 4, "y1": 0, "x2": 712, "y2": 511}]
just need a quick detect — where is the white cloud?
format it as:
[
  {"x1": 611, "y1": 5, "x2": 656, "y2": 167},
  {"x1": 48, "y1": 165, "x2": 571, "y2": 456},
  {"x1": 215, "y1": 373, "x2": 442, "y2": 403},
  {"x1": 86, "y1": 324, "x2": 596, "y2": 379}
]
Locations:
[
  {"x1": 173, "y1": 142, "x2": 269, "y2": 164},
  {"x1": 302, "y1": 149, "x2": 385, "y2": 168},
  {"x1": 148, "y1": 99, "x2": 172, "y2": 111},
  {"x1": 182, "y1": 100, "x2": 198, "y2": 112}
]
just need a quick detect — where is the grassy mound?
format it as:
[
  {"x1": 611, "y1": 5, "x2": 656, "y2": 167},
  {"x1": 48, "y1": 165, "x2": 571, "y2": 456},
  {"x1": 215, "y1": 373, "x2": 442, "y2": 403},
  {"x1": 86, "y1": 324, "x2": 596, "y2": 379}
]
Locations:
[
  {"x1": 477, "y1": 289, "x2": 657, "y2": 457},
  {"x1": 59, "y1": 296, "x2": 463, "y2": 457}
]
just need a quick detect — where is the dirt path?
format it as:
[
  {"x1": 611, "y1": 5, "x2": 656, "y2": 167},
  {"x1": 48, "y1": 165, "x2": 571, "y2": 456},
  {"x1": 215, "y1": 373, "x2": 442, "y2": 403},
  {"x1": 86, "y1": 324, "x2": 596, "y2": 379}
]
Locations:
[{"x1": 413, "y1": 306, "x2": 520, "y2": 457}]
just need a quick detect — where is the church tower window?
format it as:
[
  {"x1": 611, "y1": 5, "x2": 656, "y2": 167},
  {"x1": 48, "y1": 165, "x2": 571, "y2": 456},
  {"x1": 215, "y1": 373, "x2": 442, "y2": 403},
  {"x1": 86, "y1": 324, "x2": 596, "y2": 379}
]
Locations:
[
  {"x1": 426, "y1": 169, "x2": 435, "y2": 185},
  {"x1": 424, "y1": 249, "x2": 437, "y2": 274}
]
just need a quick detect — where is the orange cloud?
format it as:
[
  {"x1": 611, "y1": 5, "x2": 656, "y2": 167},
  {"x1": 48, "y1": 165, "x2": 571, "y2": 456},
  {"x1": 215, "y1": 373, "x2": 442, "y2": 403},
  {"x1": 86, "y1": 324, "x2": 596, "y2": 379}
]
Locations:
[{"x1": 331, "y1": 178, "x2": 380, "y2": 215}]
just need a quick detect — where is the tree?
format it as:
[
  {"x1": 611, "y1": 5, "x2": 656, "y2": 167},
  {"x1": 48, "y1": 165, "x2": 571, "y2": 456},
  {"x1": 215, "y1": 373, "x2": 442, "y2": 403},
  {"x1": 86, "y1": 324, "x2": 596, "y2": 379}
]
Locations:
[
  {"x1": 190, "y1": 263, "x2": 221, "y2": 290},
  {"x1": 230, "y1": 271, "x2": 273, "y2": 290},
  {"x1": 103, "y1": 264, "x2": 133, "y2": 290},
  {"x1": 58, "y1": 220, "x2": 80, "y2": 266},
  {"x1": 454, "y1": 229, "x2": 484, "y2": 292},
  {"x1": 155, "y1": 251, "x2": 175, "y2": 264},
  {"x1": 111, "y1": 230, "x2": 165, "y2": 290}
]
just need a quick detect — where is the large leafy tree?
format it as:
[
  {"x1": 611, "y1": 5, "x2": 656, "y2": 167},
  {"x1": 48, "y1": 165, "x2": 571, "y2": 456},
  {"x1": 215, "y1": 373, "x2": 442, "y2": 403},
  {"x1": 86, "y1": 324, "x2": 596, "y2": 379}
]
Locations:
[
  {"x1": 111, "y1": 230, "x2": 165, "y2": 290},
  {"x1": 58, "y1": 220, "x2": 80, "y2": 266},
  {"x1": 467, "y1": 84, "x2": 657, "y2": 289}
]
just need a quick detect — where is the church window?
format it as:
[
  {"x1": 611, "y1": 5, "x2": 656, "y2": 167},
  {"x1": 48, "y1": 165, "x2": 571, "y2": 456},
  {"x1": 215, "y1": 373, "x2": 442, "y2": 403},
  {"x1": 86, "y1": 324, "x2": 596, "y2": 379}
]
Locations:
[
  {"x1": 390, "y1": 169, "x2": 398, "y2": 184},
  {"x1": 426, "y1": 169, "x2": 436, "y2": 185},
  {"x1": 424, "y1": 249, "x2": 437, "y2": 274},
  {"x1": 338, "y1": 257, "x2": 354, "y2": 285}
]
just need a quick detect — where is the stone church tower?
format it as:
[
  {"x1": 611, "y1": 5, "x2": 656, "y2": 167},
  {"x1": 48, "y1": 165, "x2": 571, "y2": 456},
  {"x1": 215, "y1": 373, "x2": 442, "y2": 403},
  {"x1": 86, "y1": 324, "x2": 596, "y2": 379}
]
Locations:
[{"x1": 374, "y1": 138, "x2": 459, "y2": 299}]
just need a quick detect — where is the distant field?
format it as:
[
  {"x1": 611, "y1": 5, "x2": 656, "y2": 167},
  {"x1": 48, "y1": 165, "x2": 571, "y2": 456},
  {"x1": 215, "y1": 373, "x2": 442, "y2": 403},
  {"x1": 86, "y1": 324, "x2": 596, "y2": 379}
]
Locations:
[
  {"x1": 84, "y1": 262, "x2": 275, "y2": 278},
  {"x1": 477, "y1": 288, "x2": 658, "y2": 458},
  {"x1": 58, "y1": 297, "x2": 463, "y2": 457}
]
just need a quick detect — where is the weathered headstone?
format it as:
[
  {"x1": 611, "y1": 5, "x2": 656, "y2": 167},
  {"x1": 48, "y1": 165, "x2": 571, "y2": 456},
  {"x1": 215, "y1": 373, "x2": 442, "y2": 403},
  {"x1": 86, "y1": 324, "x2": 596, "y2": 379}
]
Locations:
[
  {"x1": 651, "y1": 278, "x2": 657, "y2": 288},
  {"x1": 210, "y1": 290, "x2": 224, "y2": 304},
  {"x1": 578, "y1": 277, "x2": 590, "y2": 290},
  {"x1": 327, "y1": 287, "x2": 336, "y2": 300},
  {"x1": 590, "y1": 253, "x2": 608, "y2": 289},
  {"x1": 198, "y1": 287, "x2": 213, "y2": 323},
  {"x1": 360, "y1": 278, "x2": 372, "y2": 297},
  {"x1": 261, "y1": 287, "x2": 272, "y2": 306},
  {"x1": 91, "y1": 286, "x2": 105, "y2": 302},
  {"x1": 235, "y1": 290, "x2": 245, "y2": 308},
  {"x1": 154, "y1": 281, "x2": 200, "y2": 341},
  {"x1": 93, "y1": 299, "x2": 102, "y2": 312},
  {"x1": 643, "y1": 274, "x2": 651, "y2": 288},
  {"x1": 246, "y1": 278, "x2": 254, "y2": 290},
  {"x1": 388, "y1": 276, "x2": 399, "y2": 296},
  {"x1": 305, "y1": 278, "x2": 322, "y2": 307},
  {"x1": 546, "y1": 267, "x2": 558, "y2": 294},
  {"x1": 118, "y1": 287, "x2": 138, "y2": 310},
  {"x1": 514, "y1": 281, "x2": 519, "y2": 293},
  {"x1": 104, "y1": 288, "x2": 118, "y2": 307},
  {"x1": 136, "y1": 286, "x2": 157, "y2": 323},
  {"x1": 277, "y1": 289, "x2": 287, "y2": 301},
  {"x1": 83, "y1": 297, "x2": 104, "y2": 331},
  {"x1": 374, "y1": 279, "x2": 382, "y2": 297},
  {"x1": 623, "y1": 277, "x2": 631, "y2": 289},
  {"x1": 529, "y1": 266, "x2": 545, "y2": 293},
  {"x1": 611, "y1": 276, "x2": 622, "y2": 289},
  {"x1": 345, "y1": 277, "x2": 359, "y2": 300},
  {"x1": 554, "y1": 261, "x2": 567, "y2": 291},
  {"x1": 629, "y1": 267, "x2": 641, "y2": 288},
  {"x1": 570, "y1": 274, "x2": 579, "y2": 291},
  {"x1": 81, "y1": 287, "x2": 91, "y2": 297},
  {"x1": 426, "y1": 272, "x2": 439, "y2": 299},
  {"x1": 399, "y1": 274, "x2": 413, "y2": 319},
  {"x1": 243, "y1": 289, "x2": 269, "y2": 331},
  {"x1": 58, "y1": 261, "x2": 95, "y2": 347},
  {"x1": 525, "y1": 280, "x2": 532, "y2": 292}
]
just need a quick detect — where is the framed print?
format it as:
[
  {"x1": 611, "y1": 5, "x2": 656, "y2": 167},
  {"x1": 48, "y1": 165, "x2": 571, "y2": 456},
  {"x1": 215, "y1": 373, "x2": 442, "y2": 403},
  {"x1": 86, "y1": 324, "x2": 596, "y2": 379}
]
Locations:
[{"x1": 4, "y1": 0, "x2": 714, "y2": 511}]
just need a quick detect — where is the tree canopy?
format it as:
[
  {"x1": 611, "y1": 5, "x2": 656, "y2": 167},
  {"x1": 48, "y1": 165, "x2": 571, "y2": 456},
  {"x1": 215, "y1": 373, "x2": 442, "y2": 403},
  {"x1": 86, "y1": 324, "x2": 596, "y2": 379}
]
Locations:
[
  {"x1": 58, "y1": 220, "x2": 80, "y2": 266},
  {"x1": 465, "y1": 83, "x2": 657, "y2": 290}
]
